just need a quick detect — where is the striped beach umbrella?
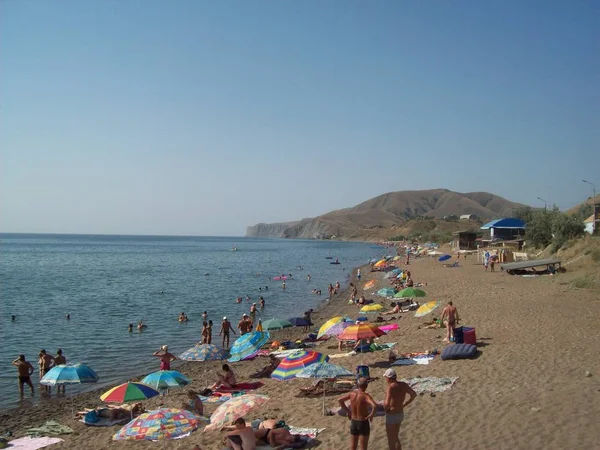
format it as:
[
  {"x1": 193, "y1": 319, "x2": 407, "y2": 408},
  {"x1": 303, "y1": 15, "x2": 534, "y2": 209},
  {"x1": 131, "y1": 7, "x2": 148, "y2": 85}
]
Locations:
[
  {"x1": 338, "y1": 323, "x2": 385, "y2": 341},
  {"x1": 360, "y1": 304, "x2": 384, "y2": 313},
  {"x1": 101, "y1": 382, "x2": 159, "y2": 403},
  {"x1": 262, "y1": 318, "x2": 293, "y2": 330},
  {"x1": 271, "y1": 350, "x2": 329, "y2": 381},
  {"x1": 113, "y1": 408, "x2": 200, "y2": 441},
  {"x1": 179, "y1": 344, "x2": 226, "y2": 361},
  {"x1": 204, "y1": 394, "x2": 269, "y2": 432},
  {"x1": 141, "y1": 370, "x2": 190, "y2": 391},
  {"x1": 228, "y1": 331, "x2": 270, "y2": 362},
  {"x1": 394, "y1": 288, "x2": 426, "y2": 298},
  {"x1": 40, "y1": 363, "x2": 98, "y2": 386}
]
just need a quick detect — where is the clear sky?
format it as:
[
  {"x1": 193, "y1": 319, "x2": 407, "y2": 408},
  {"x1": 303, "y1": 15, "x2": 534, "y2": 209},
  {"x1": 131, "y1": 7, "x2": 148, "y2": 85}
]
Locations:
[{"x1": 1, "y1": 0, "x2": 599, "y2": 236}]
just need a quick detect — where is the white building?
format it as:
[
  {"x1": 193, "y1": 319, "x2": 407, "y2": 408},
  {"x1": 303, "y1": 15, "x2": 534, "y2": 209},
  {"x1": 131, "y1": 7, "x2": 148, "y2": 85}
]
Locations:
[{"x1": 584, "y1": 214, "x2": 595, "y2": 234}]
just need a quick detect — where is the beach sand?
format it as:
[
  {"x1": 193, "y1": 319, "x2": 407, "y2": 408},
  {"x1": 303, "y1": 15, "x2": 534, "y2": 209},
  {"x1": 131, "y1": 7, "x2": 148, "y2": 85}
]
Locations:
[{"x1": 2, "y1": 255, "x2": 599, "y2": 449}]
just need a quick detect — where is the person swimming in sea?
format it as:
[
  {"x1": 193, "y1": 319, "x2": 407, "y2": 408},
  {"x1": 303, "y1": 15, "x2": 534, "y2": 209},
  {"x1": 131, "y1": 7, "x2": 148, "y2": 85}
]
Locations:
[
  {"x1": 66, "y1": 314, "x2": 71, "y2": 320},
  {"x1": 236, "y1": 297, "x2": 242, "y2": 304},
  {"x1": 128, "y1": 323, "x2": 134, "y2": 332},
  {"x1": 11, "y1": 315, "x2": 16, "y2": 322},
  {"x1": 259, "y1": 297, "x2": 265, "y2": 308},
  {"x1": 137, "y1": 320, "x2": 147, "y2": 330}
]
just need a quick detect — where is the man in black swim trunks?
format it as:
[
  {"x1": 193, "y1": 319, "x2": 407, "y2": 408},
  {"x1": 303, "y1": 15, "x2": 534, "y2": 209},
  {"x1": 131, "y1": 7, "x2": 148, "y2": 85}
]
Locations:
[
  {"x1": 338, "y1": 377, "x2": 378, "y2": 450},
  {"x1": 12, "y1": 355, "x2": 35, "y2": 397}
]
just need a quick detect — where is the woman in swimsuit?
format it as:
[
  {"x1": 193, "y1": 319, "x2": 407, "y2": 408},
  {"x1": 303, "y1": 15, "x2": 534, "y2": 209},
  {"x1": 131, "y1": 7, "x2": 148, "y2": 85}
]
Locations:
[
  {"x1": 153, "y1": 345, "x2": 176, "y2": 371},
  {"x1": 183, "y1": 390, "x2": 203, "y2": 416}
]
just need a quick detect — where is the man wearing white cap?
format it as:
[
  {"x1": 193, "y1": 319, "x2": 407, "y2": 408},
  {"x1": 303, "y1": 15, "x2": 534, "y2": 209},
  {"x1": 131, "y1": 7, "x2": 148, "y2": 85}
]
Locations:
[
  {"x1": 220, "y1": 317, "x2": 235, "y2": 349},
  {"x1": 383, "y1": 368, "x2": 417, "y2": 450}
]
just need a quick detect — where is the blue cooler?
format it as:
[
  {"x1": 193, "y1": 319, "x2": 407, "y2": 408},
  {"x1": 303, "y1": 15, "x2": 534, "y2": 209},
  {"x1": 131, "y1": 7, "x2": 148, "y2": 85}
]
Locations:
[
  {"x1": 453, "y1": 326, "x2": 464, "y2": 344},
  {"x1": 356, "y1": 365, "x2": 370, "y2": 382}
]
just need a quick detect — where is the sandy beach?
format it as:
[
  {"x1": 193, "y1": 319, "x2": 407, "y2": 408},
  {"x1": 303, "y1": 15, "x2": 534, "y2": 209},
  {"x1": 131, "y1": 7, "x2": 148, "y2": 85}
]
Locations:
[{"x1": 2, "y1": 254, "x2": 599, "y2": 450}]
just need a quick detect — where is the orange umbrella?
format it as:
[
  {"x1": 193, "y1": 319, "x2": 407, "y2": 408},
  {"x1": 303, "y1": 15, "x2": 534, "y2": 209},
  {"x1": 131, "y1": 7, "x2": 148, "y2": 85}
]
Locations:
[
  {"x1": 363, "y1": 280, "x2": 376, "y2": 289},
  {"x1": 338, "y1": 323, "x2": 385, "y2": 341},
  {"x1": 374, "y1": 260, "x2": 386, "y2": 268}
]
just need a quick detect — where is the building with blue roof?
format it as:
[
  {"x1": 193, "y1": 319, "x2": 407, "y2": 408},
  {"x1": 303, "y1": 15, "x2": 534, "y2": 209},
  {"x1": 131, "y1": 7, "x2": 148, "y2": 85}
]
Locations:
[{"x1": 480, "y1": 218, "x2": 526, "y2": 241}]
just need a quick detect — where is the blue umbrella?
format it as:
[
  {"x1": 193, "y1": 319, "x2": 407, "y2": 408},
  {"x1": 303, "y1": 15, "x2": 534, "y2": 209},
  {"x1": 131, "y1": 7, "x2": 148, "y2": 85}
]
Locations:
[
  {"x1": 40, "y1": 364, "x2": 99, "y2": 386},
  {"x1": 377, "y1": 288, "x2": 396, "y2": 297},
  {"x1": 179, "y1": 344, "x2": 227, "y2": 361},
  {"x1": 229, "y1": 332, "x2": 270, "y2": 362},
  {"x1": 438, "y1": 255, "x2": 451, "y2": 262},
  {"x1": 391, "y1": 269, "x2": 402, "y2": 275},
  {"x1": 288, "y1": 317, "x2": 312, "y2": 327},
  {"x1": 142, "y1": 370, "x2": 190, "y2": 390}
]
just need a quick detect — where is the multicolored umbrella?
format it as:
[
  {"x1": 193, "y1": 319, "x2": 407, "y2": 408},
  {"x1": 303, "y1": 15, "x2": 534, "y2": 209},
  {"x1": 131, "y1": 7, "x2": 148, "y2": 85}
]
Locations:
[
  {"x1": 360, "y1": 304, "x2": 384, "y2": 313},
  {"x1": 40, "y1": 364, "x2": 98, "y2": 386},
  {"x1": 271, "y1": 350, "x2": 329, "y2": 381},
  {"x1": 288, "y1": 317, "x2": 312, "y2": 327},
  {"x1": 179, "y1": 344, "x2": 226, "y2": 361},
  {"x1": 394, "y1": 288, "x2": 426, "y2": 298},
  {"x1": 374, "y1": 260, "x2": 387, "y2": 268},
  {"x1": 377, "y1": 288, "x2": 396, "y2": 297},
  {"x1": 204, "y1": 394, "x2": 269, "y2": 431},
  {"x1": 338, "y1": 323, "x2": 385, "y2": 341},
  {"x1": 228, "y1": 331, "x2": 270, "y2": 362},
  {"x1": 317, "y1": 316, "x2": 351, "y2": 339},
  {"x1": 113, "y1": 408, "x2": 200, "y2": 441},
  {"x1": 296, "y1": 362, "x2": 353, "y2": 379},
  {"x1": 101, "y1": 382, "x2": 159, "y2": 403},
  {"x1": 438, "y1": 255, "x2": 452, "y2": 262},
  {"x1": 262, "y1": 318, "x2": 293, "y2": 330},
  {"x1": 415, "y1": 300, "x2": 441, "y2": 318},
  {"x1": 141, "y1": 370, "x2": 190, "y2": 390}
]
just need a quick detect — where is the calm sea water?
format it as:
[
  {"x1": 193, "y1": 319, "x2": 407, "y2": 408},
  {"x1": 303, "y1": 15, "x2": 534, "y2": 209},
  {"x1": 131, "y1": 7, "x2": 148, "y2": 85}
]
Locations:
[{"x1": 0, "y1": 234, "x2": 377, "y2": 409}]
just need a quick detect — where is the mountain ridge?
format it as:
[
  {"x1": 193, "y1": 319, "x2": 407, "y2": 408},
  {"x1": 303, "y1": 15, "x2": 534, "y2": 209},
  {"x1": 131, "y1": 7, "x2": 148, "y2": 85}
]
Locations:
[{"x1": 246, "y1": 189, "x2": 526, "y2": 240}]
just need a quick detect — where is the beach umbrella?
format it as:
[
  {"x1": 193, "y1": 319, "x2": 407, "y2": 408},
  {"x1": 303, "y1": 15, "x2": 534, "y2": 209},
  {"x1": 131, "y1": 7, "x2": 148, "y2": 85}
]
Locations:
[
  {"x1": 377, "y1": 288, "x2": 396, "y2": 297},
  {"x1": 142, "y1": 370, "x2": 190, "y2": 391},
  {"x1": 40, "y1": 363, "x2": 99, "y2": 386},
  {"x1": 391, "y1": 268, "x2": 402, "y2": 275},
  {"x1": 317, "y1": 316, "x2": 351, "y2": 339},
  {"x1": 379, "y1": 323, "x2": 399, "y2": 333},
  {"x1": 338, "y1": 323, "x2": 385, "y2": 341},
  {"x1": 271, "y1": 350, "x2": 329, "y2": 381},
  {"x1": 363, "y1": 280, "x2": 376, "y2": 289},
  {"x1": 374, "y1": 260, "x2": 386, "y2": 268},
  {"x1": 262, "y1": 318, "x2": 293, "y2": 330},
  {"x1": 113, "y1": 408, "x2": 200, "y2": 441},
  {"x1": 296, "y1": 362, "x2": 354, "y2": 414},
  {"x1": 288, "y1": 317, "x2": 312, "y2": 327},
  {"x1": 360, "y1": 304, "x2": 384, "y2": 313},
  {"x1": 229, "y1": 331, "x2": 270, "y2": 362},
  {"x1": 204, "y1": 394, "x2": 269, "y2": 431},
  {"x1": 394, "y1": 288, "x2": 426, "y2": 299},
  {"x1": 393, "y1": 256, "x2": 401, "y2": 261},
  {"x1": 438, "y1": 255, "x2": 452, "y2": 262},
  {"x1": 320, "y1": 320, "x2": 352, "y2": 338},
  {"x1": 415, "y1": 300, "x2": 441, "y2": 318},
  {"x1": 179, "y1": 343, "x2": 226, "y2": 361},
  {"x1": 101, "y1": 382, "x2": 160, "y2": 403}
]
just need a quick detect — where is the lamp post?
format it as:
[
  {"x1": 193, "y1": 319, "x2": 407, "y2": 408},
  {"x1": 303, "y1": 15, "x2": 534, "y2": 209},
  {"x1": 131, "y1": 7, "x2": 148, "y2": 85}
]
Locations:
[
  {"x1": 582, "y1": 180, "x2": 596, "y2": 205},
  {"x1": 537, "y1": 197, "x2": 548, "y2": 211}
]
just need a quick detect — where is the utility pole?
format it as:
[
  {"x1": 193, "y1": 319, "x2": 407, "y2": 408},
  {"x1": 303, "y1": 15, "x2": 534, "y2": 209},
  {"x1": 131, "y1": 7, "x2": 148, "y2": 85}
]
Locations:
[{"x1": 537, "y1": 197, "x2": 548, "y2": 211}]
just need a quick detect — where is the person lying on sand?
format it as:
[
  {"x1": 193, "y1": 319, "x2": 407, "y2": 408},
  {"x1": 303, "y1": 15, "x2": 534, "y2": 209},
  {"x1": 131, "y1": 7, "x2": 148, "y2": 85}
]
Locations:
[
  {"x1": 255, "y1": 426, "x2": 302, "y2": 449},
  {"x1": 250, "y1": 355, "x2": 281, "y2": 378},
  {"x1": 381, "y1": 303, "x2": 401, "y2": 315}
]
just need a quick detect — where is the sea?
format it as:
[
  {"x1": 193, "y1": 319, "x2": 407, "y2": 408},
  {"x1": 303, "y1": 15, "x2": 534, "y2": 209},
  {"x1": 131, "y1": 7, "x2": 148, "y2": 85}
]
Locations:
[{"x1": 0, "y1": 234, "x2": 380, "y2": 410}]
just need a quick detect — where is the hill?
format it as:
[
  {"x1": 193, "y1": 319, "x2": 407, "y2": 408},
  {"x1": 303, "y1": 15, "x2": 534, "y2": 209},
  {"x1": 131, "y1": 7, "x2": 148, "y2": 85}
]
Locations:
[{"x1": 246, "y1": 189, "x2": 525, "y2": 240}]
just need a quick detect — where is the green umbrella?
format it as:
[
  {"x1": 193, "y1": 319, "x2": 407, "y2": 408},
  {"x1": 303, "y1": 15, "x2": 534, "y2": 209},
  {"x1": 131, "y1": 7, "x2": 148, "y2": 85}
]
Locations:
[
  {"x1": 394, "y1": 288, "x2": 426, "y2": 298},
  {"x1": 262, "y1": 318, "x2": 293, "y2": 330}
]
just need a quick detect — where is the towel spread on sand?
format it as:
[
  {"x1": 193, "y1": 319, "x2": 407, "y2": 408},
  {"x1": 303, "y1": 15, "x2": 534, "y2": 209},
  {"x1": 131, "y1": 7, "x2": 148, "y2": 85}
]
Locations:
[
  {"x1": 288, "y1": 426, "x2": 325, "y2": 438},
  {"x1": 214, "y1": 381, "x2": 263, "y2": 392},
  {"x1": 393, "y1": 355, "x2": 435, "y2": 366},
  {"x1": 400, "y1": 376, "x2": 458, "y2": 393},
  {"x1": 328, "y1": 351, "x2": 355, "y2": 359},
  {"x1": 25, "y1": 421, "x2": 73, "y2": 437},
  {"x1": 6, "y1": 436, "x2": 64, "y2": 449},
  {"x1": 199, "y1": 394, "x2": 230, "y2": 404},
  {"x1": 79, "y1": 417, "x2": 128, "y2": 427}
]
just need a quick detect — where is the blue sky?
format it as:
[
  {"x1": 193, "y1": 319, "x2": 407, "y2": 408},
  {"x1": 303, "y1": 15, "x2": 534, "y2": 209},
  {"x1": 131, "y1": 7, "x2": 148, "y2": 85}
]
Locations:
[{"x1": 1, "y1": 0, "x2": 599, "y2": 236}]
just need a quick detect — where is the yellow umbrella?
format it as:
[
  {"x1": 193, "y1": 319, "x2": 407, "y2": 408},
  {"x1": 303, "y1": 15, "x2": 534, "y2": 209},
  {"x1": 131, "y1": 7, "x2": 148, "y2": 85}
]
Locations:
[
  {"x1": 374, "y1": 260, "x2": 386, "y2": 268},
  {"x1": 363, "y1": 280, "x2": 376, "y2": 289},
  {"x1": 317, "y1": 317, "x2": 345, "y2": 339},
  {"x1": 415, "y1": 301, "x2": 441, "y2": 318},
  {"x1": 393, "y1": 256, "x2": 401, "y2": 261},
  {"x1": 360, "y1": 304, "x2": 384, "y2": 313}
]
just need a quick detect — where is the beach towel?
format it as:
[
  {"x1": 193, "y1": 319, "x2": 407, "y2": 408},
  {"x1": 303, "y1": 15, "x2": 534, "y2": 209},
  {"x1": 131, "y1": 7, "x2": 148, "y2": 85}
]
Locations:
[
  {"x1": 214, "y1": 381, "x2": 263, "y2": 393},
  {"x1": 25, "y1": 421, "x2": 73, "y2": 437},
  {"x1": 199, "y1": 393, "x2": 231, "y2": 404},
  {"x1": 288, "y1": 426, "x2": 325, "y2": 438},
  {"x1": 5, "y1": 437, "x2": 63, "y2": 449},
  {"x1": 392, "y1": 355, "x2": 435, "y2": 366},
  {"x1": 400, "y1": 376, "x2": 458, "y2": 393},
  {"x1": 80, "y1": 410, "x2": 128, "y2": 427},
  {"x1": 328, "y1": 351, "x2": 355, "y2": 359}
]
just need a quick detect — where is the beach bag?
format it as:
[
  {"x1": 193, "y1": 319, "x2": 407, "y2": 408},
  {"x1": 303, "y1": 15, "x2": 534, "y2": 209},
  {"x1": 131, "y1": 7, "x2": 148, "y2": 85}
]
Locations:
[
  {"x1": 356, "y1": 365, "x2": 370, "y2": 381},
  {"x1": 453, "y1": 327, "x2": 464, "y2": 344}
]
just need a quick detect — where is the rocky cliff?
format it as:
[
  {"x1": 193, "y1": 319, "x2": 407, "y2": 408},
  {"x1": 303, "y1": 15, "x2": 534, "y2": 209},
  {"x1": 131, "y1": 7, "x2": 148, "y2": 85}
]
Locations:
[{"x1": 245, "y1": 221, "x2": 300, "y2": 238}]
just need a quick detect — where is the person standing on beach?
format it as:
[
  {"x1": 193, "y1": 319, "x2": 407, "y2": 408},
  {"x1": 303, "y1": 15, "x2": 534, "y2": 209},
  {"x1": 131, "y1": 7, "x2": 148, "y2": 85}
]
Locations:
[
  {"x1": 220, "y1": 317, "x2": 235, "y2": 349},
  {"x1": 38, "y1": 350, "x2": 54, "y2": 395},
  {"x1": 441, "y1": 302, "x2": 459, "y2": 343},
  {"x1": 207, "y1": 320, "x2": 213, "y2": 344},
  {"x1": 54, "y1": 350, "x2": 67, "y2": 394},
  {"x1": 383, "y1": 369, "x2": 417, "y2": 450},
  {"x1": 153, "y1": 345, "x2": 176, "y2": 370},
  {"x1": 201, "y1": 321, "x2": 209, "y2": 344},
  {"x1": 357, "y1": 268, "x2": 361, "y2": 281},
  {"x1": 338, "y1": 377, "x2": 378, "y2": 450},
  {"x1": 12, "y1": 355, "x2": 34, "y2": 397}
]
